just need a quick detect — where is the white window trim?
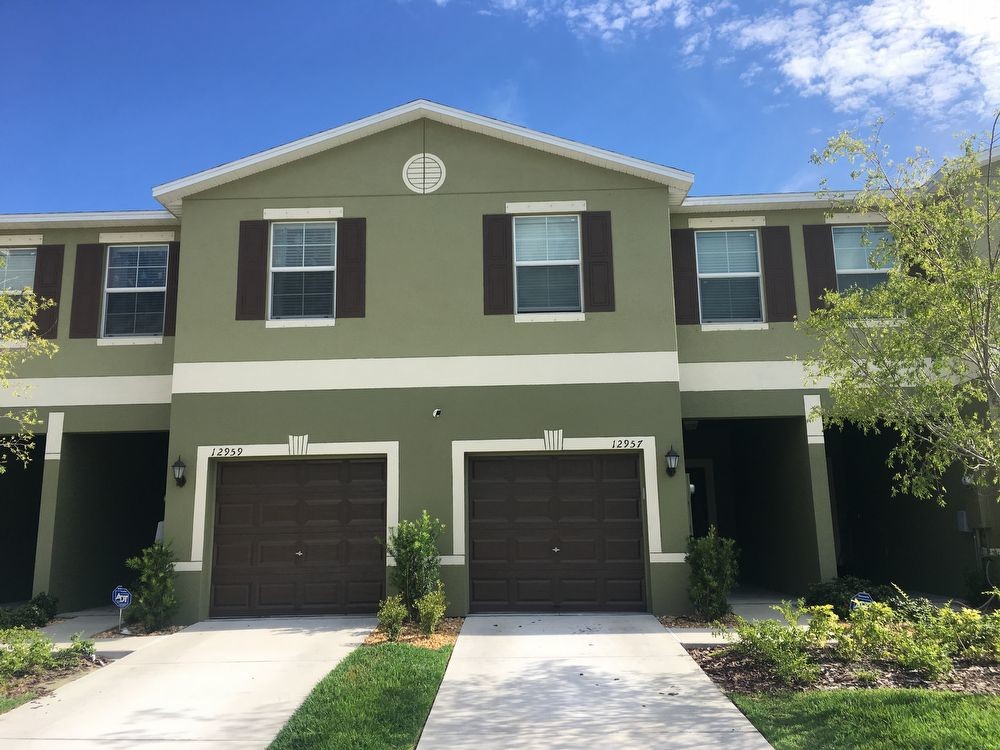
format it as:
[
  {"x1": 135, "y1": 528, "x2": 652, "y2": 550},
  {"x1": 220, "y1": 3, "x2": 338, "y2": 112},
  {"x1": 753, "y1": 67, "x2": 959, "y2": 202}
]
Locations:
[
  {"x1": 0, "y1": 247, "x2": 37, "y2": 293},
  {"x1": 96, "y1": 336, "x2": 164, "y2": 346},
  {"x1": 265, "y1": 318, "x2": 337, "y2": 328},
  {"x1": 263, "y1": 207, "x2": 343, "y2": 220},
  {"x1": 175, "y1": 440, "x2": 400, "y2": 571},
  {"x1": 450, "y1": 435, "x2": 679, "y2": 564},
  {"x1": 688, "y1": 216, "x2": 765, "y2": 229},
  {"x1": 512, "y1": 214, "x2": 584, "y2": 316},
  {"x1": 267, "y1": 220, "x2": 337, "y2": 322},
  {"x1": 826, "y1": 212, "x2": 885, "y2": 224},
  {"x1": 0, "y1": 234, "x2": 42, "y2": 247},
  {"x1": 700, "y1": 322, "x2": 769, "y2": 331},
  {"x1": 694, "y1": 229, "x2": 766, "y2": 324},
  {"x1": 514, "y1": 312, "x2": 586, "y2": 323},
  {"x1": 101, "y1": 244, "x2": 169, "y2": 338},
  {"x1": 506, "y1": 200, "x2": 587, "y2": 214},
  {"x1": 98, "y1": 231, "x2": 175, "y2": 244}
]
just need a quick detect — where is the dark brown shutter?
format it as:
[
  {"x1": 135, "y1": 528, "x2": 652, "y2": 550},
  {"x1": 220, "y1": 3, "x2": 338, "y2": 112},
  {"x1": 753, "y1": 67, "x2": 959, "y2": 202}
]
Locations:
[
  {"x1": 803, "y1": 224, "x2": 837, "y2": 311},
  {"x1": 335, "y1": 218, "x2": 366, "y2": 318},
  {"x1": 581, "y1": 211, "x2": 615, "y2": 312},
  {"x1": 483, "y1": 214, "x2": 513, "y2": 315},
  {"x1": 163, "y1": 241, "x2": 181, "y2": 336},
  {"x1": 69, "y1": 243, "x2": 105, "y2": 338},
  {"x1": 670, "y1": 229, "x2": 699, "y2": 324},
  {"x1": 32, "y1": 245, "x2": 64, "y2": 339},
  {"x1": 760, "y1": 226, "x2": 797, "y2": 322},
  {"x1": 235, "y1": 220, "x2": 269, "y2": 320}
]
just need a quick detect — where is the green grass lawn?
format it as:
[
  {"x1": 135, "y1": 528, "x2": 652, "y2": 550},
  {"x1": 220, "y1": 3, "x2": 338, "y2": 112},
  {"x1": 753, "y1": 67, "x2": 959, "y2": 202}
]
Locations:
[
  {"x1": 0, "y1": 692, "x2": 35, "y2": 715},
  {"x1": 268, "y1": 643, "x2": 452, "y2": 750},
  {"x1": 732, "y1": 689, "x2": 1000, "y2": 750}
]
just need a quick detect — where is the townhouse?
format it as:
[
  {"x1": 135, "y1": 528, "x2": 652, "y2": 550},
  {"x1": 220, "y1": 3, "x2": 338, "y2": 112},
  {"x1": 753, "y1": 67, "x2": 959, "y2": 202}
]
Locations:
[{"x1": 2, "y1": 101, "x2": 996, "y2": 622}]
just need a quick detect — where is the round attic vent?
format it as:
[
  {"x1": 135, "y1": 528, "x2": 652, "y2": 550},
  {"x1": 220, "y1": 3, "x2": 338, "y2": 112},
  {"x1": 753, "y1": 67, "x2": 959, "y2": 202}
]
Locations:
[{"x1": 402, "y1": 153, "x2": 446, "y2": 194}]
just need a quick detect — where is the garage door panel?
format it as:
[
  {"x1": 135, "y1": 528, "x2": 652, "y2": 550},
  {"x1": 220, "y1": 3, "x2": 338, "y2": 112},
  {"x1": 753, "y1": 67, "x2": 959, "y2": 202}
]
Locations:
[
  {"x1": 211, "y1": 458, "x2": 387, "y2": 617},
  {"x1": 469, "y1": 453, "x2": 646, "y2": 613}
]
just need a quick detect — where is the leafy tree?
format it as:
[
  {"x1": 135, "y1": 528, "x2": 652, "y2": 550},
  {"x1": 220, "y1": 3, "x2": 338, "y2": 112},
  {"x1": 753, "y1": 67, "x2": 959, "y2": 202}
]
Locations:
[
  {"x1": 0, "y1": 266, "x2": 57, "y2": 476},
  {"x1": 802, "y1": 113, "x2": 1000, "y2": 502}
]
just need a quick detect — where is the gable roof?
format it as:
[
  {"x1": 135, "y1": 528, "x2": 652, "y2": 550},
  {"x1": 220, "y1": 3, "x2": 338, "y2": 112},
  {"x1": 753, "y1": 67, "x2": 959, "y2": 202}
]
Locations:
[{"x1": 152, "y1": 99, "x2": 695, "y2": 214}]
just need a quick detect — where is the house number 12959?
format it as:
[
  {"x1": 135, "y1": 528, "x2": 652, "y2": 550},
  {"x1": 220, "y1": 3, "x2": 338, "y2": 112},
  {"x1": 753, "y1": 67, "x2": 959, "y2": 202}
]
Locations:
[
  {"x1": 210, "y1": 447, "x2": 244, "y2": 457},
  {"x1": 611, "y1": 439, "x2": 643, "y2": 449}
]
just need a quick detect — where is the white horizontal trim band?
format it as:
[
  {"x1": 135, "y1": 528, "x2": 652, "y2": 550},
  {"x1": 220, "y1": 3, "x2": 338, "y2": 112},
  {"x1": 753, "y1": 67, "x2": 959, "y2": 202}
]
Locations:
[
  {"x1": 99, "y1": 231, "x2": 175, "y2": 243},
  {"x1": 172, "y1": 351, "x2": 681, "y2": 394},
  {"x1": 97, "y1": 336, "x2": 164, "y2": 346},
  {"x1": 1, "y1": 375, "x2": 173, "y2": 407},
  {"x1": 688, "y1": 216, "x2": 765, "y2": 229},
  {"x1": 514, "y1": 313, "x2": 585, "y2": 323},
  {"x1": 0, "y1": 234, "x2": 42, "y2": 246},
  {"x1": 263, "y1": 207, "x2": 344, "y2": 220},
  {"x1": 650, "y1": 553, "x2": 687, "y2": 563},
  {"x1": 506, "y1": 200, "x2": 587, "y2": 214},
  {"x1": 173, "y1": 561, "x2": 202, "y2": 572},
  {"x1": 700, "y1": 323, "x2": 769, "y2": 331},
  {"x1": 679, "y1": 360, "x2": 829, "y2": 392}
]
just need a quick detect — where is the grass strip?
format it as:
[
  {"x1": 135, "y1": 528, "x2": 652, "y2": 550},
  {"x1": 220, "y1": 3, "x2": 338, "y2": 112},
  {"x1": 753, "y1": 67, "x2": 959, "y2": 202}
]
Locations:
[
  {"x1": 269, "y1": 643, "x2": 452, "y2": 750},
  {"x1": 732, "y1": 689, "x2": 1000, "y2": 750},
  {"x1": 0, "y1": 692, "x2": 35, "y2": 715}
]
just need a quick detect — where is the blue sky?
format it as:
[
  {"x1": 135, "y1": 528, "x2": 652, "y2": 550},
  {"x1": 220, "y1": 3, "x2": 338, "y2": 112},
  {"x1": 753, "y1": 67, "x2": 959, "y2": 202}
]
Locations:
[{"x1": 2, "y1": 0, "x2": 997, "y2": 212}]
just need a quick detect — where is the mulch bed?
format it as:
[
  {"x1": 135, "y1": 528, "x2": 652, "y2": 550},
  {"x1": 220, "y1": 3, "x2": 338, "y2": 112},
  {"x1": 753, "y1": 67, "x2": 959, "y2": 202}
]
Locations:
[
  {"x1": 92, "y1": 624, "x2": 185, "y2": 639},
  {"x1": 659, "y1": 614, "x2": 739, "y2": 629},
  {"x1": 363, "y1": 617, "x2": 463, "y2": 650},
  {"x1": 691, "y1": 646, "x2": 1000, "y2": 695},
  {"x1": 2, "y1": 656, "x2": 106, "y2": 703}
]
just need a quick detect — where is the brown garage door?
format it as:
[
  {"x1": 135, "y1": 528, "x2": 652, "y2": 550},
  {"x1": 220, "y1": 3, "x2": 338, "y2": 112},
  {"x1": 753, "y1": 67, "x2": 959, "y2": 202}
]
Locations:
[
  {"x1": 210, "y1": 459, "x2": 386, "y2": 617},
  {"x1": 469, "y1": 453, "x2": 646, "y2": 613}
]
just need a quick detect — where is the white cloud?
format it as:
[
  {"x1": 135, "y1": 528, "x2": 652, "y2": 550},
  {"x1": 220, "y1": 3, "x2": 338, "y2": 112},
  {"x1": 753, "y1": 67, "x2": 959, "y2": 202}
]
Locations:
[
  {"x1": 477, "y1": 0, "x2": 1000, "y2": 119},
  {"x1": 484, "y1": 80, "x2": 524, "y2": 121}
]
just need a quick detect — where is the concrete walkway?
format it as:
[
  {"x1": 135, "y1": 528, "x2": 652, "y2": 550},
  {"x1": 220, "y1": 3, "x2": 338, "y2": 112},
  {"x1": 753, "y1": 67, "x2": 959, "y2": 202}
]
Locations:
[
  {"x1": 41, "y1": 607, "x2": 121, "y2": 648},
  {"x1": 417, "y1": 614, "x2": 770, "y2": 750},
  {"x1": 0, "y1": 616, "x2": 374, "y2": 749}
]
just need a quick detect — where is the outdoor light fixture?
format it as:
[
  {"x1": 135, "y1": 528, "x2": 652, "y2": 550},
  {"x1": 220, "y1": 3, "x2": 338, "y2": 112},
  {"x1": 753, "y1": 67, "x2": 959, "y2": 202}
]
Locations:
[
  {"x1": 664, "y1": 446, "x2": 680, "y2": 477},
  {"x1": 172, "y1": 456, "x2": 187, "y2": 487}
]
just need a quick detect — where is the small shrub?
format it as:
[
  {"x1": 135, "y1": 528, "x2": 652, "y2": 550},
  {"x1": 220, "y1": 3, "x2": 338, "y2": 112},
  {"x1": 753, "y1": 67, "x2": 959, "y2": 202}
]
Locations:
[
  {"x1": 836, "y1": 602, "x2": 899, "y2": 662},
  {"x1": 415, "y1": 582, "x2": 447, "y2": 635},
  {"x1": 728, "y1": 613, "x2": 819, "y2": 687},
  {"x1": 384, "y1": 511, "x2": 445, "y2": 616},
  {"x1": 805, "y1": 576, "x2": 897, "y2": 618},
  {"x1": 803, "y1": 604, "x2": 841, "y2": 648},
  {"x1": 853, "y1": 668, "x2": 879, "y2": 686},
  {"x1": 0, "y1": 627, "x2": 55, "y2": 680},
  {"x1": 53, "y1": 634, "x2": 95, "y2": 666},
  {"x1": 377, "y1": 595, "x2": 407, "y2": 642},
  {"x1": 124, "y1": 542, "x2": 178, "y2": 631},
  {"x1": 686, "y1": 526, "x2": 739, "y2": 621},
  {"x1": 29, "y1": 592, "x2": 59, "y2": 621},
  {"x1": 886, "y1": 585, "x2": 936, "y2": 624},
  {"x1": 893, "y1": 633, "x2": 953, "y2": 681},
  {"x1": 0, "y1": 592, "x2": 59, "y2": 630}
]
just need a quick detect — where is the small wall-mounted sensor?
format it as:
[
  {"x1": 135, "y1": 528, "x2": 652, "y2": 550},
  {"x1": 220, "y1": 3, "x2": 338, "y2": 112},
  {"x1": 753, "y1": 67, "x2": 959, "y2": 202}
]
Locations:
[{"x1": 432, "y1": 408, "x2": 443, "y2": 418}]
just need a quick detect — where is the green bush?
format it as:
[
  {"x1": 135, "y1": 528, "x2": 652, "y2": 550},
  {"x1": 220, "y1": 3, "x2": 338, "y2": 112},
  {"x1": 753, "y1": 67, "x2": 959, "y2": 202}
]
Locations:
[
  {"x1": 894, "y1": 633, "x2": 953, "y2": 681},
  {"x1": 385, "y1": 511, "x2": 445, "y2": 615},
  {"x1": 377, "y1": 595, "x2": 407, "y2": 642},
  {"x1": 687, "y1": 526, "x2": 739, "y2": 621},
  {"x1": 836, "y1": 601, "x2": 900, "y2": 662},
  {"x1": 805, "y1": 576, "x2": 898, "y2": 618},
  {"x1": 0, "y1": 627, "x2": 55, "y2": 681},
  {"x1": 803, "y1": 603, "x2": 841, "y2": 648},
  {"x1": 415, "y1": 582, "x2": 447, "y2": 635},
  {"x1": 727, "y1": 605, "x2": 819, "y2": 687},
  {"x1": 0, "y1": 592, "x2": 59, "y2": 629},
  {"x1": 124, "y1": 542, "x2": 178, "y2": 631}
]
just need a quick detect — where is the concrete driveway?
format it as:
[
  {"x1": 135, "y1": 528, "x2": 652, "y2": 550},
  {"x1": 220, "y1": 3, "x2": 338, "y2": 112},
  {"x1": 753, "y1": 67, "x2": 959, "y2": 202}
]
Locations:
[
  {"x1": 0, "y1": 616, "x2": 374, "y2": 749},
  {"x1": 417, "y1": 614, "x2": 771, "y2": 750}
]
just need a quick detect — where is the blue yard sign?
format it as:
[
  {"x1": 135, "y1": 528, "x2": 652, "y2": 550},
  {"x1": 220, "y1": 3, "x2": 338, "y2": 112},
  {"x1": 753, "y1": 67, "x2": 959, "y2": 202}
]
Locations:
[
  {"x1": 850, "y1": 591, "x2": 874, "y2": 611},
  {"x1": 112, "y1": 585, "x2": 132, "y2": 609}
]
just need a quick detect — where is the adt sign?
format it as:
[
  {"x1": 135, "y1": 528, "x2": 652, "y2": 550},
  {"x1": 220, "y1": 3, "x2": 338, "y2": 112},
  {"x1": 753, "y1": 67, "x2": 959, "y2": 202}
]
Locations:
[{"x1": 112, "y1": 586, "x2": 132, "y2": 609}]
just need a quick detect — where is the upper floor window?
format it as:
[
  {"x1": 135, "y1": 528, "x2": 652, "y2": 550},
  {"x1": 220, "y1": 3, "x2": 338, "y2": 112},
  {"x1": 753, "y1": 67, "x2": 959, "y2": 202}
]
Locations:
[
  {"x1": 695, "y1": 230, "x2": 763, "y2": 323},
  {"x1": 103, "y1": 245, "x2": 168, "y2": 336},
  {"x1": 270, "y1": 221, "x2": 336, "y2": 319},
  {"x1": 513, "y1": 215, "x2": 582, "y2": 313},
  {"x1": 0, "y1": 248, "x2": 36, "y2": 292},
  {"x1": 832, "y1": 225, "x2": 894, "y2": 292}
]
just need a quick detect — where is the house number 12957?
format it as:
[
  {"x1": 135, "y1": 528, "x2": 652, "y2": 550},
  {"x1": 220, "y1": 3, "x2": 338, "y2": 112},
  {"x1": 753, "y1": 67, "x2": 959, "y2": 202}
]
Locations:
[
  {"x1": 210, "y1": 447, "x2": 244, "y2": 457},
  {"x1": 611, "y1": 439, "x2": 642, "y2": 449}
]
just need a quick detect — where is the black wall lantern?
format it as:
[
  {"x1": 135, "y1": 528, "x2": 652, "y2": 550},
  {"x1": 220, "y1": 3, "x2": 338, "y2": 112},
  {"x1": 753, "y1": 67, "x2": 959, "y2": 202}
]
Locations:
[
  {"x1": 664, "y1": 446, "x2": 680, "y2": 477},
  {"x1": 172, "y1": 456, "x2": 187, "y2": 487}
]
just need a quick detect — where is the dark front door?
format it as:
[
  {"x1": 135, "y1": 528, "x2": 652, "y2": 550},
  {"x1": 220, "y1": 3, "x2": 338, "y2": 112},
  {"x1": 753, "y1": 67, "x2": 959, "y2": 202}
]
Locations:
[
  {"x1": 210, "y1": 458, "x2": 386, "y2": 617},
  {"x1": 468, "y1": 453, "x2": 646, "y2": 613}
]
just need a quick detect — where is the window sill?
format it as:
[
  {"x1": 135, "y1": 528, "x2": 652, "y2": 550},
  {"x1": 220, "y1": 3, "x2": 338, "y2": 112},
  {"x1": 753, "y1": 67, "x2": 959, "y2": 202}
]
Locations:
[
  {"x1": 514, "y1": 312, "x2": 586, "y2": 323},
  {"x1": 0, "y1": 339, "x2": 27, "y2": 350},
  {"x1": 97, "y1": 336, "x2": 164, "y2": 346},
  {"x1": 700, "y1": 322, "x2": 769, "y2": 331},
  {"x1": 265, "y1": 318, "x2": 336, "y2": 328}
]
